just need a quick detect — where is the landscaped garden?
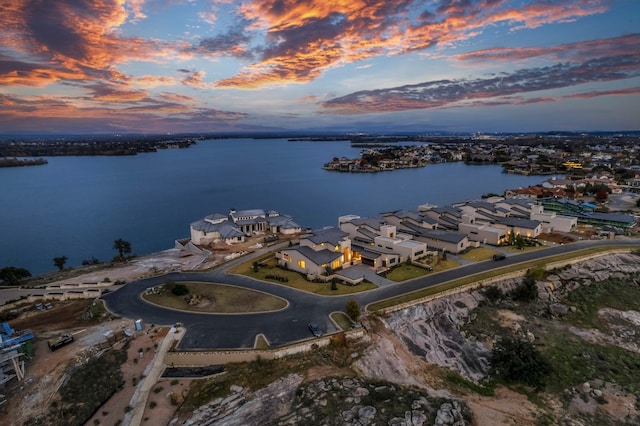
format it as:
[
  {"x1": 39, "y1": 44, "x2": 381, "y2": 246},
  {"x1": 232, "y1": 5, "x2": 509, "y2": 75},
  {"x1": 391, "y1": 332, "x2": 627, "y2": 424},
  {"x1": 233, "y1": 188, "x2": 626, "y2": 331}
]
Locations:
[
  {"x1": 229, "y1": 255, "x2": 377, "y2": 295},
  {"x1": 142, "y1": 281, "x2": 287, "y2": 313}
]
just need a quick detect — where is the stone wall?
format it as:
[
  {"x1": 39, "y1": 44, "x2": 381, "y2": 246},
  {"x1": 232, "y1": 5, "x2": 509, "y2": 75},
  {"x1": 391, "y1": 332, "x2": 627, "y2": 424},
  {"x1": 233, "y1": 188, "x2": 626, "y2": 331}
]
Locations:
[{"x1": 165, "y1": 329, "x2": 365, "y2": 367}]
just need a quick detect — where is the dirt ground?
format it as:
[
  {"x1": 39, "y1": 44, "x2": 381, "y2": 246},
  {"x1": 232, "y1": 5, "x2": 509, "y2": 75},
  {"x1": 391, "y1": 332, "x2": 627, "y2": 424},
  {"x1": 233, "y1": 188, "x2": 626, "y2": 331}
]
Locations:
[
  {"x1": 0, "y1": 235, "x2": 291, "y2": 426},
  {"x1": 0, "y1": 300, "x2": 187, "y2": 426}
]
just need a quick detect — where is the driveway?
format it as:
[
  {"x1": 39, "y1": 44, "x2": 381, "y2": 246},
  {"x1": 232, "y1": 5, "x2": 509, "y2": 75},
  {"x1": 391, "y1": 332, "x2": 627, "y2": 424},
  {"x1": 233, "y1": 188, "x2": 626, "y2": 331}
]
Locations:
[{"x1": 101, "y1": 239, "x2": 640, "y2": 350}]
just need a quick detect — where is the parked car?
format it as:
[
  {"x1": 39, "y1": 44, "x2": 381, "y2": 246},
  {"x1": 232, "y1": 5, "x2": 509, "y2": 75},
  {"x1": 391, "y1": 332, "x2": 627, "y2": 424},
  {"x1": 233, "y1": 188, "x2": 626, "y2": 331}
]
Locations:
[
  {"x1": 492, "y1": 253, "x2": 506, "y2": 261},
  {"x1": 308, "y1": 322, "x2": 322, "y2": 337}
]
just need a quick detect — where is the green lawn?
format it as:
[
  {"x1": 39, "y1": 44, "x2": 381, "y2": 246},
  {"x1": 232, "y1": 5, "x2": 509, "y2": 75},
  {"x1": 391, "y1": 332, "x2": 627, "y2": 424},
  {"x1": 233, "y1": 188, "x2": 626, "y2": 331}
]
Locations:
[
  {"x1": 143, "y1": 282, "x2": 287, "y2": 313},
  {"x1": 386, "y1": 264, "x2": 431, "y2": 282},
  {"x1": 229, "y1": 255, "x2": 377, "y2": 295},
  {"x1": 386, "y1": 258, "x2": 460, "y2": 282},
  {"x1": 330, "y1": 312, "x2": 354, "y2": 331},
  {"x1": 368, "y1": 245, "x2": 640, "y2": 312},
  {"x1": 457, "y1": 247, "x2": 499, "y2": 262},
  {"x1": 502, "y1": 244, "x2": 546, "y2": 253}
]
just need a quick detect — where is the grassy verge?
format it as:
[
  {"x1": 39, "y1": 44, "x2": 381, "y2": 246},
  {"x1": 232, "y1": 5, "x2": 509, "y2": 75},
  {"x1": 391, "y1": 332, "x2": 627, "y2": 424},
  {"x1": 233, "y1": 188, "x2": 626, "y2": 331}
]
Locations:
[
  {"x1": 143, "y1": 282, "x2": 287, "y2": 313},
  {"x1": 331, "y1": 312, "x2": 353, "y2": 331},
  {"x1": 456, "y1": 247, "x2": 500, "y2": 262},
  {"x1": 386, "y1": 264, "x2": 431, "y2": 282},
  {"x1": 229, "y1": 256, "x2": 377, "y2": 295},
  {"x1": 368, "y1": 245, "x2": 640, "y2": 312},
  {"x1": 386, "y1": 258, "x2": 460, "y2": 282},
  {"x1": 254, "y1": 335, "x2": 270, "y2": 350}
]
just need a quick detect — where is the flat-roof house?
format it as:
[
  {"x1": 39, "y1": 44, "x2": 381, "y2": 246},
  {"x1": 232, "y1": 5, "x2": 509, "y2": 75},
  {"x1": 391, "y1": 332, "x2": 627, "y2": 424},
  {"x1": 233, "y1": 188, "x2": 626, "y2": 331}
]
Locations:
[
  {"x1": 491, "y1": 217, "x2": 542, "y2": 239},
  {"x1": 373, "y1": 235, "x2": 428, "y2": 262},
  {"x1": 397, "y1": 222, "x2": 471, "y2": 253},
  {"x1": 350, "y1": 241, "x2": 400, "y2": 269},
  {"x1": 381, "y1": 210, "x2": 439, "y2": 230},
  {"x1": 458, "y1": 222, "x2": 507, "y2": 245}
]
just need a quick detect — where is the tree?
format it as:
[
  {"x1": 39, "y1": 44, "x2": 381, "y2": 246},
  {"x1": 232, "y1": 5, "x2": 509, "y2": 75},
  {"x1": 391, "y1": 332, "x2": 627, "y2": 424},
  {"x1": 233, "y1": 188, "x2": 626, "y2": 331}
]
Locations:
[
  {"x1": 113, "y1": 238, "x2": 132, "y2": 260},
  {"x1": 53, "y1": 256, "x2": 68, "y2": 271},
  {"x1": 171, "y1": 284, "x2": 189, "y2": 296},
  {"x1": 490, "y1": 336, "x2": 550, "y2": 390},
  {"x1": 0, "y1": 266, "x2": 31, "y2": 285},
  {"x1": 331, "y1": 279, "x2": 338, "y2": 291},
  {"x1": 345, "y1": 299, "x2": 361, "y2": 321}
]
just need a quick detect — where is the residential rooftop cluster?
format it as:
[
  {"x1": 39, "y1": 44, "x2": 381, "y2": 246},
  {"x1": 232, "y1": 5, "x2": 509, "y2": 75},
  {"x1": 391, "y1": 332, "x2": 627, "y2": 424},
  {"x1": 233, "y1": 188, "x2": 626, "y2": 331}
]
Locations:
[
  {"x1": 321, "y1": 133, "x2": 640, "y2": 175},
  {"x1": 189, "y1": 188, "x2": 636, "y2": 285}
]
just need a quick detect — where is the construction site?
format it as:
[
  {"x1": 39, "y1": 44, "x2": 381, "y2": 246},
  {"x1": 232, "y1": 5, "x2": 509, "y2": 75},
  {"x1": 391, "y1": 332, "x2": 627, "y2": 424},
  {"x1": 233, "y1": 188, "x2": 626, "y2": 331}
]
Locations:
[{"x1": 0, "y1": 322, "x2": 35, "y2": 408}]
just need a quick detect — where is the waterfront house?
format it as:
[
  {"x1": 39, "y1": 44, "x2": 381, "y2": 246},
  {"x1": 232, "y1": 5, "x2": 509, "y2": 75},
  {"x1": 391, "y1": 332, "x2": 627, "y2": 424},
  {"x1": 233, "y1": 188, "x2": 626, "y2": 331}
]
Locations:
[{"x1": 190, "y1": 208, "x2": 301, "y2": 246}]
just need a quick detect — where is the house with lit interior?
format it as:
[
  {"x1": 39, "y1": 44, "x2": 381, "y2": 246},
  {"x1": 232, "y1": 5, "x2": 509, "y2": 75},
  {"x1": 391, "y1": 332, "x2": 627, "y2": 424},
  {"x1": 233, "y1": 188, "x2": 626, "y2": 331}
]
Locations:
[{"x1": 276, "y1": 227, "x2": 354, "y2": 278}]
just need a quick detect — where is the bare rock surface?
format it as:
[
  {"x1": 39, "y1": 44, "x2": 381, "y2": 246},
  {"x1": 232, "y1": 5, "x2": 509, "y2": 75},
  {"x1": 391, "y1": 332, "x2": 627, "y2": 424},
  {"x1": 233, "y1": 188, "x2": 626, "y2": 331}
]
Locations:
[{"x1": 182, "y1": 375, "x2": 470, "y2": 426}]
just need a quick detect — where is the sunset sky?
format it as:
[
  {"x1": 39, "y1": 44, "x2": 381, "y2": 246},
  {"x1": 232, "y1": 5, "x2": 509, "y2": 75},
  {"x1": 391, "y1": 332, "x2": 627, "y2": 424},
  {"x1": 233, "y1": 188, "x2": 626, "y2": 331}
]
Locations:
[{"x1": 1, "y1": 0, "x2": 639, "y2": 135}]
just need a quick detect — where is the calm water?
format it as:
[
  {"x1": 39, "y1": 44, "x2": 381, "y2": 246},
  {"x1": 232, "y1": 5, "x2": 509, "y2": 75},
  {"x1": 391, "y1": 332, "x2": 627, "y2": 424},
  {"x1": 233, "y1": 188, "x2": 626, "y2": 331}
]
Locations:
[{"x1": 1, "y1": 138, "x2": 548, "y2": 274}]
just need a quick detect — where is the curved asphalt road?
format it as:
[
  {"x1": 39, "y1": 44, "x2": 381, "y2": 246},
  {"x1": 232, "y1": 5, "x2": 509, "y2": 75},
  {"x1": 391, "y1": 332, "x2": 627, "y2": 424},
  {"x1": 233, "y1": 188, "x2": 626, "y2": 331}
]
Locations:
[{"x1": 102, "y1": 239, "x2": 639, "y2": 350}]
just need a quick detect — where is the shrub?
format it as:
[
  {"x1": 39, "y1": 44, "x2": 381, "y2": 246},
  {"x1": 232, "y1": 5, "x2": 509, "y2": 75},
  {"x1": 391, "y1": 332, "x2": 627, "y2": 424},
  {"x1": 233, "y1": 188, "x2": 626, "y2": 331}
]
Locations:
[
  {"x1": 490, "y1": 336, "x2": 550, "y2": 390},
  {"x1": 482, "y1": 286, "x2": 504, "y2": 303},
  {"x1": 149, "y1": 401, "x2": 157, "y2": 409},
  {"x1": 171, "y1": 284, "x2": 189, "y2": 296},
  {"x1": 511, "y1": 275, "x2": 538, "y2": 302}
]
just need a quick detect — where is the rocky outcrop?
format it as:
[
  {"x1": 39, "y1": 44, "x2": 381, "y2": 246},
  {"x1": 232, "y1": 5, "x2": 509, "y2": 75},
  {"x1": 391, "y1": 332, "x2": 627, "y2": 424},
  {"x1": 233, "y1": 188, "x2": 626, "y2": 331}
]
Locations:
[
  {"x1": 384, "y1": 291, "x2": 492, "y2": 381},
  {"x1": 180, "y1": 376, "x2": 470, "y2": 426},
  {"x1": 382, "y1": 252, "x2": 640, "y2": 382},
  {"x1": 179, "y1": 374, "x2": 303, "y2": 426}
]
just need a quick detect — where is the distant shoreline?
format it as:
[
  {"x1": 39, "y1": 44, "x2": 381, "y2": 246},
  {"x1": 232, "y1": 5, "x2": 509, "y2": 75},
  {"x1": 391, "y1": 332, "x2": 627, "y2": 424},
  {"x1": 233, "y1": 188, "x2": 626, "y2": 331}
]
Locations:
[{"x1": 0, "y1": 157, "x2": 47, "y2": 167}]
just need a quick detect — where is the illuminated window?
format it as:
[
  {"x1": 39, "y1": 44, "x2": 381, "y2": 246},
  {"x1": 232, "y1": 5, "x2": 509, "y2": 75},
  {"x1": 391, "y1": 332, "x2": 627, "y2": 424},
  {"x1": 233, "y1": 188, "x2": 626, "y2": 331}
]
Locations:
[
  {"x1": 332, "y1": 260, "x2": 340, "y2": 269},
  {"x1": 335, "y1": 245, "x2": 339, "y2": 251},
  {"x1": 297, "y1": 259, "x2": 306, "y2": 269}
]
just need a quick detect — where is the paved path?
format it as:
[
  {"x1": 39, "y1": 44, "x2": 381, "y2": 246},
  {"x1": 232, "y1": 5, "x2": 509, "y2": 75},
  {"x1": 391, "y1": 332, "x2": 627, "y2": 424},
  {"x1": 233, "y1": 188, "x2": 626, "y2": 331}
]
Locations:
[
  {"x1": 102, "y1": 239, "x2": 640, "y2": 350},
  {"x1": 127, "y1": 326, "x2": 185, "y2": 426}
]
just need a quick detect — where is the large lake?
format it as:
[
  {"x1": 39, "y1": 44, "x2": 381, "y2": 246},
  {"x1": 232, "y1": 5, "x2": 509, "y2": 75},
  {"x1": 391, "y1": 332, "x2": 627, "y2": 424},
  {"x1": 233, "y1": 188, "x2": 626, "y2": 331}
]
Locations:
[{"x1": 1, "y1": 138, "x2": 549, "y2": 275}]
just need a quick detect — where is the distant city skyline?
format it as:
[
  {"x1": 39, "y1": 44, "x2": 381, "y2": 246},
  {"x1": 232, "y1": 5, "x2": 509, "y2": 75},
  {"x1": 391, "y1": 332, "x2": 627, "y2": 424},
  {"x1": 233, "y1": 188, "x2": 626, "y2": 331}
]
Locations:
[{"x1": 1, "y1": 0, "x2": 639, "y2": 135}]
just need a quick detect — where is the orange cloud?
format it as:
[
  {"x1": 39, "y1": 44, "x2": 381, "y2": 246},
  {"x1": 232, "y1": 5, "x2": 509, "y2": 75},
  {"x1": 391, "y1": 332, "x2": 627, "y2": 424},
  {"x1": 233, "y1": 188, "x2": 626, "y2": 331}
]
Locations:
[
  {"x1": 217, "y1": 0, "x2": 610, "y2": 88},
  {"x1": 0, "y1": 0, "x2": 182, "y2": 88}
]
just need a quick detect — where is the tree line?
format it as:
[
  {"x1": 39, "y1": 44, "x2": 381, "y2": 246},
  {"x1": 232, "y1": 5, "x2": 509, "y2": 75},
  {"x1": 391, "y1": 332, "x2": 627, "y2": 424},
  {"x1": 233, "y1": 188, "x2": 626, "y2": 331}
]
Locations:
[{"x1": 0, "y1": 238, "x2": 133, "y2": 285}]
